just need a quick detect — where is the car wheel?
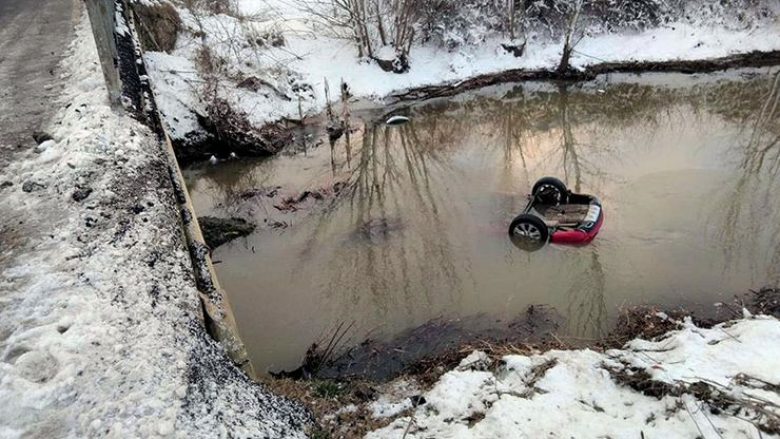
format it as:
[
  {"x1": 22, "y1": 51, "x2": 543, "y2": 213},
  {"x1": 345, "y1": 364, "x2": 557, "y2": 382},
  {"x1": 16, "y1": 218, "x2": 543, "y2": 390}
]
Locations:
[
  {"x1": 532, "y1": 176, "x2": 568, "y2": 204},
  {"x1": 509, "y1": 214, "x2": 549, "y2": 251}
]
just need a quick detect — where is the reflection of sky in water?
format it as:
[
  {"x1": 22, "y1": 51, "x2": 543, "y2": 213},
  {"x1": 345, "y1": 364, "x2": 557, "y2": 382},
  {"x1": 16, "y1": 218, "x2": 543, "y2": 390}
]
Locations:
[{"x1": 183, "y1": 70, "x2": 780, "y2": 374}]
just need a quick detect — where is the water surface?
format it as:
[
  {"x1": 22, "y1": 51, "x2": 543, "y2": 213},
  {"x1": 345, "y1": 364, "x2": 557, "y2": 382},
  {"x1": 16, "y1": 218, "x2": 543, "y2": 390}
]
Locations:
[{"x1": 184, "y1": 69, "x2": 780, "y2": 374}]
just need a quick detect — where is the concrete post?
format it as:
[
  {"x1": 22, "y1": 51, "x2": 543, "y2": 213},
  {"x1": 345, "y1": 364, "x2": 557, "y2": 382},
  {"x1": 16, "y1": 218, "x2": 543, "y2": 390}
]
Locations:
[{"x1": 84, "y1": 0, "x2": 122, "y2": 106}]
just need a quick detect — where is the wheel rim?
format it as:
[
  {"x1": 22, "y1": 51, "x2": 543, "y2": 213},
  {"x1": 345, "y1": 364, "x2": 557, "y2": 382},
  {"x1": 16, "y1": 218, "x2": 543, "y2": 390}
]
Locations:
[{"x1": 513, "y1": 222, "x2": 542, "y2": 241}]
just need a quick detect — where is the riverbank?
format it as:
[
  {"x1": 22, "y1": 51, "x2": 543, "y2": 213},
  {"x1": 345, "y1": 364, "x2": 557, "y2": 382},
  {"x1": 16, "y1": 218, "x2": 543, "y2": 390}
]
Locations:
[
  {"x1": 0, "y1": 15, "x2": 309, "y2": 438},
  {"x1": 268, "y1": 293, "x2": 780, "y2": 438},
  {"x1": 142, "y1": 0, "x2": 780, "y2": 161},
  {"x1": 369, "y1": 314, "x2": 780, "y2": 438}
]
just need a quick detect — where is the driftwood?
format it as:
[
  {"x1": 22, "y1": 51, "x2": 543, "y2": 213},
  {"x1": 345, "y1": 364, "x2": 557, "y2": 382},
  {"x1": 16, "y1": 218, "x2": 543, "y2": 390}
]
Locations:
[{"x1": 391, "y1": 50, "x2": 780, "y2": 102}]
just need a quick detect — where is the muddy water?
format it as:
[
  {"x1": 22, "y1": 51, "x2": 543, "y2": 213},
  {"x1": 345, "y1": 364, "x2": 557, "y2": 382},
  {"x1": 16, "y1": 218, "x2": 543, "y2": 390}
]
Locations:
[{"x1": 184, "y1": 69, "x2": 780, "y2": 375}]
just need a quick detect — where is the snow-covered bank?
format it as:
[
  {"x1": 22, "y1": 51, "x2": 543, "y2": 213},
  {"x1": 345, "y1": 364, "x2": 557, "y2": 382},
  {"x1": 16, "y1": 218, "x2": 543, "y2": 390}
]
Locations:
[
  {"x1": 366, "y1": 316, "x2": 780, "y2": 438},
  {"x1": 142, "y1": 0, "x2": 780, "y2": 157},
  {"x1": 0, "y1": 15, "x2": 308, "y2": 438}
]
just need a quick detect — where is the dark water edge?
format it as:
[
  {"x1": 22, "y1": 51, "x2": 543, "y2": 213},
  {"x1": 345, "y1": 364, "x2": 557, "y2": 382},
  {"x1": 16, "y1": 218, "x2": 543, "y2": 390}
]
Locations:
[{"x1": 277, "y1": 287, "x2": 779, "y2": 382}]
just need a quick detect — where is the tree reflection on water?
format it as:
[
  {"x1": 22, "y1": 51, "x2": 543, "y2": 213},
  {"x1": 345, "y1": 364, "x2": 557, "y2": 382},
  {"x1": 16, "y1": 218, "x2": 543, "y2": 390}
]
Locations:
[
  {"x1": 299, "y1": 118, "x2": 472, "y2": 330},
  {"x1": 716, "y1": 71, "x2": 780, "y2": 284},
  {"x1": 184, "y1": 70, "x2": 780, "y2": 372}
]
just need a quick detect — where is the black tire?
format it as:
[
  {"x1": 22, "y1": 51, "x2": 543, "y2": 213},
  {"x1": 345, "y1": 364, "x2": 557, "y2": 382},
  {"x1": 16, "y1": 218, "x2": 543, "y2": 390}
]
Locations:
[
  {"x1": 532, "y1": 176, "x2": 568, "y2": 204},
  {"x1": 508, "y1": 214, "x2": 549, "y2": 251}
]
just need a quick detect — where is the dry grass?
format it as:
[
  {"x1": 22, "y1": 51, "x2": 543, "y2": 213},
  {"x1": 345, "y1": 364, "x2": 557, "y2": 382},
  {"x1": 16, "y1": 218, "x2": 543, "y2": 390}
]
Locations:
[
  {"x1": 606, "y1": 367, "x2": 780, "y2": 435},
  {"x1": 264, "y1": 293, "x2": 780, "y2": 437},
  {"x1": 264, "y1": 377, "x2": 404, "y2": 439}
]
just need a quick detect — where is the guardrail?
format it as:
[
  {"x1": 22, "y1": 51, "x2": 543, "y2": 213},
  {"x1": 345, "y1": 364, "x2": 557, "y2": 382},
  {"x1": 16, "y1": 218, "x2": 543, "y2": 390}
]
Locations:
[{"x1": 84, "y1": 0, "x2": 255, "y2": 377}]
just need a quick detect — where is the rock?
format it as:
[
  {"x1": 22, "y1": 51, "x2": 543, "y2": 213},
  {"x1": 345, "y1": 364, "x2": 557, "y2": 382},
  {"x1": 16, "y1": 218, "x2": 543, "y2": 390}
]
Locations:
[
  {"x1": 32, "y1": 131, "x2": 52, "y2": 144},
  {"x1": 14, "y1": 350, "x2": 59, "y2": 383},
  {"x1": 133, "y1": 1, "x2": 181, "y2": 53},
  {"x1": 188, "y1": 99, "x2": 292, "y2": 162},
  {"x1": 410, "y1": 395, "x2": 427, "y2": 407},
  {"x1": 373, "y1": 53, "x2": 410, "y2": 74},
  {"x1": 72, "y1": 187, "x2": 93, "y2": 202},
  {"x1": 198, "y1": 216, "x2": 256, "y2": 249},
  {"x1": 0, "y1": 181, "x2": 13, "y2": 190},
  {"x1": 35, "y1": 140, "x2": 55, "y2": 153},
  {"x1": 501, "y1": 41, "x2": 526, "y2": 58},
  {"x1": 22, "y1": 180, "x2": 46, "y2": 193}
]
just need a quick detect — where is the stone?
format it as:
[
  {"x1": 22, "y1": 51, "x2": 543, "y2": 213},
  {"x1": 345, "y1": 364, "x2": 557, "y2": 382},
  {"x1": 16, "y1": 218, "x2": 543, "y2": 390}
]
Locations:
[
  {"x1": 501, "y1": 41, "x2": 526, "y2": 58},
  {"x1": 15, "y1": 350, "x2": 59, "y2": 383},
  {"x1": 32, "y1": 131, "x2": 52, "y2": 144},
  {"x1": 22, "y1": 180, "x2": 46, "y2": 193},
  {"x1": 72, "y1": 187, "x2": 93, "y2": 202},
  {"x1": 199, "y1": 216, "x2": 256, "y2": 249},
  {"x1": 133, "y1": 1, "x2": 181, "y2": 53},
  {"x1": 35, "y1": 140, "x2": 55, "y2": 153}
]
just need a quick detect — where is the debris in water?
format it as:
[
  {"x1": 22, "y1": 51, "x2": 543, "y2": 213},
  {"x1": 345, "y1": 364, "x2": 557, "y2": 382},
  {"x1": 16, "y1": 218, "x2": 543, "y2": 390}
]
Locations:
[
  {"x1": 354, "y1": 217, "x2": 404, "y2": 243},
  {"x1": 385, "y1": 115, "x2": 409, "y2": 125},
  {"x1": 198, "y1": 216, "x2": 255, "y2": 249}
]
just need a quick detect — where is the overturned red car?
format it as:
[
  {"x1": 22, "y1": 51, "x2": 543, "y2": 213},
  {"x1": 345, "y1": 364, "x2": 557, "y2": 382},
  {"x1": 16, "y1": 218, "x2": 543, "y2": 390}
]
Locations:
[{"x1": 509, "y1": 177, "x2": 604, "y2": 251}]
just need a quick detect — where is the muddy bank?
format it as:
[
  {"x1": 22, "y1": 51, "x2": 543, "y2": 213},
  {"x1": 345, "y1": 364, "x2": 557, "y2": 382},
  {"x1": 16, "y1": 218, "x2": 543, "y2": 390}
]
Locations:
[
  {"x1": 392, "y1": 50, "x2": 780, "y2": 102},
  {"x1": 279, "y1": 287, "x2": 780, "y2": 383},
  {"x1": 174, "y1": 113, "x2": 294, "y2": 164},
  {"x1": 175, "y1": 51, "x2": 780, "y2": 164},
  {"x1": 263, "y1": 288, "x2": 779, "y2": 439},
  {"x1": 275, "y1": 306, "x2": 562, "y2": 382}
]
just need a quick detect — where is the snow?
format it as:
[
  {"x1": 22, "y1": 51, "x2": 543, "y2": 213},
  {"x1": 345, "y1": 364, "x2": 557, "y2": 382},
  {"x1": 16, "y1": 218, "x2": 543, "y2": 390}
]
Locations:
[
  {"x1": 143, "y1": 51, "x2": 204, "y2": 141},
  {"x1": 616, "y1": 316, "x2": 780, "y2": 388},
  {"x1": 143, "y1": 0, "x2": 780, "y2": 145},
  {"x1": 33, "y1": 140, "x2": 56, "y2": 153},
  {"x1": 0, "y1": 14, "x2": 308, "y2": 438},
  {"x1": 367, "y1": 316, "x2": 780, "y2": 438},
  {"x1": 3, "y1": 4, "x2": 775, "y2": 438},
  {"x1": 369, "y1": 380, "x2": 422, "y2": 419}
]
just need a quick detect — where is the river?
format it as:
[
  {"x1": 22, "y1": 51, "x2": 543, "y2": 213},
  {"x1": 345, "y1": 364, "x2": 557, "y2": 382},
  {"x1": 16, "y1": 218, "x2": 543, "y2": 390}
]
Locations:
[{"x1": 184, "y1": 68, "x2": 780, "y2": 375}]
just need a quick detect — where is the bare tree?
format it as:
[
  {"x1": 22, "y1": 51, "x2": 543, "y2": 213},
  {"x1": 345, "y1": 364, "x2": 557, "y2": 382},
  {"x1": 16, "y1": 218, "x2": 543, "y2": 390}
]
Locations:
[
  {"x1": 505, "y1": 0, "x2": 526, "y2": 42},
  {"x1": 298, "y1": 0, "x2": 421, "y2": 73},
  {"x1": 558, "y1": 0, "x2": 584, "y2": 74},
  {"x1": 499, "y1": 0, "x2": 526, "y2": 57}
]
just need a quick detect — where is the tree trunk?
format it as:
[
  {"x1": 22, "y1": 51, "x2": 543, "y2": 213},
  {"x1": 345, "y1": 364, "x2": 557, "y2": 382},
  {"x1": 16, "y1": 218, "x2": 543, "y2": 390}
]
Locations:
[
  {"x1": 508, "y1": 0, "x2": 515, "y2": 40},
  {"x1": 558, "y1": 0, "x2": 582, "y2": 74},
  {"x1": 375, "y1": 0, "x2": 387, "y2": 46}
]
